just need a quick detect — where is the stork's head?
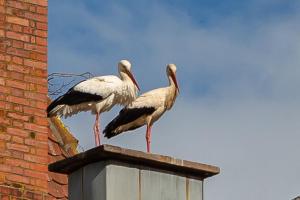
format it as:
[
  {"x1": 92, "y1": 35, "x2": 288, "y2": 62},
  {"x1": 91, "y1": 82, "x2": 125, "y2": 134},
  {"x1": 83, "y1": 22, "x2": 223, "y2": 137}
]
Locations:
[
  {"x1": 167, "y1": 64, "x2": 179, "y2": 93},
  {"x1": 118, "y1": 60, "x2": 140, "y2": 91}
]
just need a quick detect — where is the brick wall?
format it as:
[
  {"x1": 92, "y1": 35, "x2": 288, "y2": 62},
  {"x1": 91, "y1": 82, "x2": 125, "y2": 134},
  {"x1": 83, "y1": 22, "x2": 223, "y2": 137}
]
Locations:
[{"x1": 0, "y1": 0, "x2": 49, "y2": 196}]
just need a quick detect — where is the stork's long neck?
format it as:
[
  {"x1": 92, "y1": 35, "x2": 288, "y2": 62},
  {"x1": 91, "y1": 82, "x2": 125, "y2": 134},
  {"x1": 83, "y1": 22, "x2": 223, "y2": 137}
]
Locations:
[
  {"x1": 165, "y1": 74, "x2": 178, "y2": 110},
  {"x1": 118, "y1": 71, "x2": 138, "y2": 104}
]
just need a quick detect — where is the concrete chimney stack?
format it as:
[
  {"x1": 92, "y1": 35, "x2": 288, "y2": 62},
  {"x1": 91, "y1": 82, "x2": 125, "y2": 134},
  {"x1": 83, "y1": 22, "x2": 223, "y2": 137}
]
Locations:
[{"x1": 49, "y1": 145, "x2": 219, "y2": 200}]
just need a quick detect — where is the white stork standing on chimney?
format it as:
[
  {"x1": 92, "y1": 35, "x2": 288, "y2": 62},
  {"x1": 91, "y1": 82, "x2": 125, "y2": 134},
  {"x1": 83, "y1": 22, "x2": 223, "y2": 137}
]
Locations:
[
  {"x1": 47, "y1": 60, "x2": 140, "y2": 147},
  {"x1": 103, "y1": 64, "x2": 179, "y2": 152}
]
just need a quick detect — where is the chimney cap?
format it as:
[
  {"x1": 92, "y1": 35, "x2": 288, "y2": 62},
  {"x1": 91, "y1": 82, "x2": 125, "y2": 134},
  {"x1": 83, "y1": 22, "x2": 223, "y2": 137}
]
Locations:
[{"x1": 49, "y1": 144, "x2": 220, "y2": 179}]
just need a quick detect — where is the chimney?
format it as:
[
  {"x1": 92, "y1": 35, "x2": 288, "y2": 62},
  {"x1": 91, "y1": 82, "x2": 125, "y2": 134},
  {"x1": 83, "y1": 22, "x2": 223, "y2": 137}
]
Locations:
[
  {"x1": 0, "y1": 0, "x2": 78, "y2": 199},
  {"x1": 0, "y1": 0, "x2": 48, "y2": 196},
  {"x1": 49, "y1": 145, "x2": 220, "y2": 200}
]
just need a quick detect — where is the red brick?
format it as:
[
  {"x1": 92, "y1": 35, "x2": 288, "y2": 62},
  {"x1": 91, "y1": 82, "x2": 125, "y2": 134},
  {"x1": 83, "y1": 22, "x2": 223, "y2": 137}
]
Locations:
[
  {"x1": 12, "y1": 120, "x2": 24, "y2": 128},
  {"x1": 35, "y1": 178, "x2": 48, "y2": 189},
  {"x1": 25, "y1": 91, "x2": 46, "y2": 101},
  {"x1": 30, "y1": 147, "x2": 36, "y2": 154},
  {"x1": 0, "y1": 101, "x2": 11, "y2": 109},
  {"x1": 29, "y1": 5, "x2": 36, "y2": 12},
  {"x1": 0, "y1": 29, "x2": 4, "y2": 37},
  {"x1": 6, "y1": 79, "x2": 26, "y2": 89},
  {"x1": 10, "y1": 149, "x2": 24, "y2": 159},
  {"x1": 24, "y1": 122, "x2": 48, "y2": 134},
  {"x1": 36, "y1": 22, "x2": 47, "y2": 30},
  {"x1": 10, "y1": 88, "x2": 23, "y2": 97},
  {"x1": 12, "y1": 40, "x2": 23, "y2": 48},
  {"x1": 34, "y1": 132, "x2": 48, "y2": 141},
  {"x1": 29, "y1": 162, "x2": 47, "y2": 172},
  {"x1": 12, "y1": 56, "x2": 23, "y2": 64},
  {"x1": 7, "y1": 64, "x2": 29, "y2": 74},
  {"x1": 24, "y1": 58, "x2": 46, "y2": 69},
  {"x1": 0, "y1": 77, "x2": 4, "y2": 85},
  {"x1": 23, "y1": 26, "x2": 34, "y2": 34},
  {"x1": 24, "y1": 43, "x2": 47, "y2": 53},
  {"x1": 0, "y1": 55, "x2": 11, "y2": 62},
  {"x1": 34, "y1": 116, "x2": 48, "y2": 126},
  {"x1": 6, "y1": 1, "x2": 28, "y2": 10},
  {"x1": 23, "y1": 106, "x2": 45, "y2": 117},
  {"x1": 24, "y1": 154, "x2": 48, "y2": 164},
  {"x1": 6, "y1": 158, "x2": 30, "y2": 169},
  {"x1": 30, "y1": 35, "x2": 36, "y2": 43},
  {"x1": 24, "y1": 169, "x2": 48, "y2": 180},
  {"x1": 24, "y1": 138, "x2": 47, "y2": 148},
  {"x1": 24, "y1": 0, "x2": 47, "y2": 7},
  {"x1": 7, "y1": 143, "x2": 30, "y2": 152},
  {"x1": 25, "y1": 12, "x2": 47, "y2": 23},
  {"x1": 30, "y1": 21, "x2": 35, "y2": 28},
  {"x1": 36, "y1": 148, "x2": 47, "y2": 156},
  {"x1": 30, "y1": 52, "x2": 47, "y2": 61},
  {"x1": 0, "y1": 164, "x2": 11, "y2": 172},
  {"x1": 12, "y1": 136, "x2": 24, "y2": 144},
  {"x1": 7, "y1": 112, "x2": 29, "y2": 121},
  {"x1": 0, "y1": 6, "x2": 4, "y2": 13},
  {"x1": 0, "y1": 93, "x2": 5, "y2": 100},
  {"x1": 11, "y1": 166, "x2": 24, "y2": 175},
  {"x1": 36, "y1": 85, "x2": 47, "y2": 94},
  {"x1": 0, "y1": 134, "x2": 11, "y2": 141},
  {"x1": 12, "y1": 104, "x2": 23, "y2": 112},
  {"x1": 12, "y1": 24, "x2": 23, "y2": 32},
  {"x1": 0, "y1": 53, "x2": 5, "y2": 61},
  {"x1": 36, "y1": 6, "x2": 47, "y2": 15},
  {"x1": 0, "y1": 62, "x2": 6, "y2": 69},
  {"x1": 7, "y1": 96, "x2": 29, "y2": 105},
  {"x1": 35, "y1": 29, "x2": 47, "y2": 37},
  {"x1": 24, "y1": 75, "x2": 47, "y2": 85},
  {"x1": 35, "y1": 101, "x2": 48, "y2": 110},
  {"x1": 6, "y1": 16, "x2": 29, "y2": 26},
  {"x1": 0, "y1": 86, "x2": 10, "y2": 94},
  {"x1": 7, "y1": 174, "x2": 30, "y2": 184},
  {"x1": 7, "y1": 47, "x2": 30, "y2": 58},
  {"x1": 36, "y1": 37, "x2": 47, "y2": 46},
  {"x1": 7, "y1": 127, "x2": 29, "y2": 137},
  {"x1": 9, "y1": 71, "x2": 24, "y2": 80},
  {"x1": 6, "y1": 31, "x2": 30, "y2": 42}
]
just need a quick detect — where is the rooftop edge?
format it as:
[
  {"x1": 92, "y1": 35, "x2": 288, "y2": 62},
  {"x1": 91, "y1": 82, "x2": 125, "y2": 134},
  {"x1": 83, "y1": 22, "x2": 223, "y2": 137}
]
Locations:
[{"x1": 48, "y1": 144, "x2": 220, "y2": 179}]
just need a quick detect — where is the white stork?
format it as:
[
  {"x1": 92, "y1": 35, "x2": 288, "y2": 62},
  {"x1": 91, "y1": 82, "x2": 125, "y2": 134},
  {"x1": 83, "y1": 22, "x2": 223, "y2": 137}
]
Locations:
[
  {"x1": 47, "y1": 60, "x2": 140, "y2": 146},
  {"x1": 103, "y1": 64, "x2": 179, "y2": 152}
]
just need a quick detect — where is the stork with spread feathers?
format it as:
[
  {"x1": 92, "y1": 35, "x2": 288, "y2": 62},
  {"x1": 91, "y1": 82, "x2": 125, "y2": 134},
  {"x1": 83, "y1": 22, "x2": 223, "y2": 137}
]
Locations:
[
  {"x1": 47, "y1": 60, "x2": 140, "y2": 146},
  {"x1": 104, "y1": 64, "x2": 179, "y2": 152}
]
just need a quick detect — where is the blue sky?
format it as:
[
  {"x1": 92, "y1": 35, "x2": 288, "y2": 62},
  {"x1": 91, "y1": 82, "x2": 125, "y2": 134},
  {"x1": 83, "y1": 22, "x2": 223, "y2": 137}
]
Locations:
[{"x1": 49, "y1": 1, "x2": 300, "y2": 199}]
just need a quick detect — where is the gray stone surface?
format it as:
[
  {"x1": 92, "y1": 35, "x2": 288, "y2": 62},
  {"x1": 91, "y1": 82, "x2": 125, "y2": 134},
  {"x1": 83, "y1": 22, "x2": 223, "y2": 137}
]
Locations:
[
  {"x1": 141, "y1": 169, "x2": 186, "y2": 200},
  {"x1": 69, "y1": 161, "x2": 204, "y2": 200},
  {"x1": 69, "y1": 168, "x2": 83, "y2": 200},
  {"x1": 188, "y1": 178, "x2": 203, "y2": 200},
  {"x1": 106, "y1": 163, "x2": 139, "y2": 200}
]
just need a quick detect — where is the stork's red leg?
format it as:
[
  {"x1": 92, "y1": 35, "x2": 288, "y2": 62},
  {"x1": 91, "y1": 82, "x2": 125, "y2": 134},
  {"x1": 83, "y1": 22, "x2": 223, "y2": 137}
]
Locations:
[
  {"x1": 146, "y1": 124, "x2": 152, "y2": 153},
  {"x1": 93, "y1": 113, "x2": 101, "y2": 146}
]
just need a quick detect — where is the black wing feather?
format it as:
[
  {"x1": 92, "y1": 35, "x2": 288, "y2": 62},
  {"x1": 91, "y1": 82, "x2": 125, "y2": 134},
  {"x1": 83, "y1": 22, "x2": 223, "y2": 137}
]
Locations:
[
  {"x1": 47, "y1": 88, "x2": 103, "y2": 117},
  {"x1": 104, "y1": 107, "x2": 156, "y2": 138}
]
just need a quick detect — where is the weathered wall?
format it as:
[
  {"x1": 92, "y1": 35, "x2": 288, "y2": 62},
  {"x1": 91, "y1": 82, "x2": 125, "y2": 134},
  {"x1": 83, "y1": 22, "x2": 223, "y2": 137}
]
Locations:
[
  {"x1": 69, "y1": 161, "x2": 203, "y2": 200},
  {"x1": 0, "y1": 0, "x2": 49, "y2": 197}
]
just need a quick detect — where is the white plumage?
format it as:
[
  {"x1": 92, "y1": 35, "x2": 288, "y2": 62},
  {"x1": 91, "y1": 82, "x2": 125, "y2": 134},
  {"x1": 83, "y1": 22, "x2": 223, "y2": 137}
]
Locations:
[
  {"x1": 104, "y1": 64, "x2": 179, "y2": 152},
  {"x1": 47, "y1": 60, "x2": 140, "y2": 146}
]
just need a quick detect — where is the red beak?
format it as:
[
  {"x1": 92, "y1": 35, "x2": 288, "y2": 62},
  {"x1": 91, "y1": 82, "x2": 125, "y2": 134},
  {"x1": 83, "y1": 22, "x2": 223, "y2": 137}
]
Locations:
[
  {"x1": 170, "y1": 71, "x2": 179, "y2": 93},
  {"x1": 127, "y1": 71, "x2": 140, "y2": 91}
]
